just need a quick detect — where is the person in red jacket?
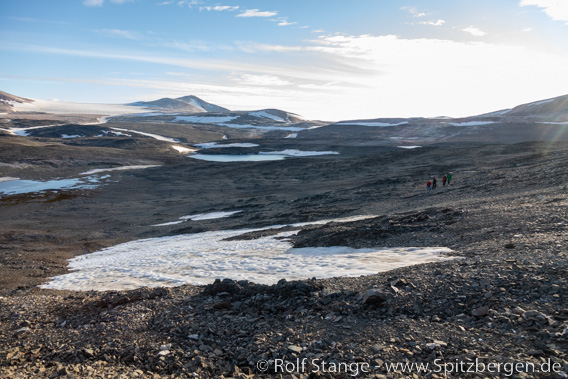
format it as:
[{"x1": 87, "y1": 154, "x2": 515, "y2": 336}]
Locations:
[{"x1": 427, "y1": 180, "x2": 432, "y2": 192}]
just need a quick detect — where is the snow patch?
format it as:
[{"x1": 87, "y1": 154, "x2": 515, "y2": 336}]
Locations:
[
  {"x1": 447, "y1": 121, "x2": 497, "y2": 127},
  {"x1": 110, "y1": 127, "x2": 178, "y2": 143},
  {"x1": 79, "y1": 165, "x2": 161, "y2": 176},
  {"x1": 172, "y1": 145, "x2": 197, "y2": 154},
  {"x1": 249, "y1": 111, "x2": 285, "y2": 122},
  {"x1": 61, "y1": 134, "x2": 83, "y2": 139},
  {"x1": 152, "y1": 211, "x2": 241, "y2": 226},
  {"x1": 397, "y1": 146, "x2": 422, "y2": 149},
  {"x1": 175, "y1": 116, "x2": 237, "y2": 124},
  {"x1": 0, "y1": 177, "x2": 19, "y2": 183},
  {"x1": 337, "y1": 121, "x2": 409, "y2": 127},
  {"x1": 527, "y1": 99, "x2": 555, "y2": 107},
  {"x1": 39, "y1": 216, "x2": 456, "y2": 291},
  {"x1": 219, "y1": 124, "x2": 304, "y2": 132},
  {"x1": 180, "y1": 211, "x2": 242, "y2": 221},
  {"x1": 285, "y1": 133, "x2": 298, "y2": 139}
]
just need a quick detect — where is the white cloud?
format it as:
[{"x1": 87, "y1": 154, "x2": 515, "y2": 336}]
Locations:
[
  {"x1": 420, "y1": 20, "x2": 445, "y2": 26},
  {"x1": 165, "y1": 40, "x2": 233, "y2": 52},
  {"x1": 233, "y1": 74, "x2": 291, "y2": 86},
  {"x1": 401, "y1": 6, "x2": 427, "y2": 17},
  {"x1": 5, "y1": 33, "x2": 568, "y2": 121},
  {"x1": 83, "y1": 0, "x2": 133, "y2": 5},
  {"x1": 177, "y1": 0, "x2": 200, "y2": 8},
  {"x1": 462, "y1": 26, "x2": 487, "y2": 36},
  {"x1": 200, "y1": 5, "x2": 238, "y2": 11},
  {"x1": 237, "y1": 9, "x2": 277, "y2": 18},
  {"x1": 97, "y1": 29, "x2": 142, "y2": 40},
  {"x1": 520, "y1": 0, "x2": 568, "y2": 24},
  {"x1": 277, "y1": 19, "x2": 297, "y2": 26},
  {"x1": 235, "y1": 41, "x2": 304, "y2": 53},
  {"x1": 83, "y1": 0, "x2": 104, "y2": 6},
  {"x1": 522, "y1": 27, "x2": 533, "y2": 31}
]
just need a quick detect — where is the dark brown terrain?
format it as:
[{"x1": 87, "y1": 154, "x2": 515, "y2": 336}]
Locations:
[{"x1": 0, "y1": 97, "x2": 567, "y2": 377}]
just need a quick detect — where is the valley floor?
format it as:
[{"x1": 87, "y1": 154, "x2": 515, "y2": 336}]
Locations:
[{"x1": 0, "y1": 129, "x2": 567, "y2": 377}]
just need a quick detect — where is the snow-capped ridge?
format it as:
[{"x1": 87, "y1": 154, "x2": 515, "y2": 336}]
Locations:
[{"x1": 129, "y1": 95, "x2": 230, "y2": 113}]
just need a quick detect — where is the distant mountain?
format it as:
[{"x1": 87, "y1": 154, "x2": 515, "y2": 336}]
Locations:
[
  {"x1": 502, "y1": 94, "x2": 568, "y2": 119},
  {"x1": 129, "y1": 95, "x2": 230, "y2": 113},
  {"x1": 245, "y1": 109, "x2": 304, "y2": 123},
  {"x1": 0, "y1": 90, "x2": 33, "y2": 113}
]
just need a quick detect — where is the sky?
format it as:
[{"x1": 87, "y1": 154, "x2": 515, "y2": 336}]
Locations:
[{"x1": 1, "y1": 0, "x2": 568, "y2": 121}]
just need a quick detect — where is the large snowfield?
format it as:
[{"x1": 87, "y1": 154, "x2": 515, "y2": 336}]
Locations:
[{"x1": 40, "y1": 217, "x2": 456, "y2": 291}]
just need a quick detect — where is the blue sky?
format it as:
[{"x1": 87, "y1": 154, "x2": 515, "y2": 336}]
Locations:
[{"x1": 1, "y1": 0, "x2": 568, "y2": 120}]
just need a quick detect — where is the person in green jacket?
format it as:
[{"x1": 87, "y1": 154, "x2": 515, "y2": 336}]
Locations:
[{"x1": 446, "y1": 172, "x2": 453, "y2": 186}]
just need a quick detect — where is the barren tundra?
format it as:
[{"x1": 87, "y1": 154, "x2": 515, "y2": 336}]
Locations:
[{"x1": 0, "y1": 93, "x2": 567, "y2": 378}]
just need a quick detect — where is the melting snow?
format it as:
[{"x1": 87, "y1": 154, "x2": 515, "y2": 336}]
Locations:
[
  {"x1": 40, "y1": 216, "x2": 456, "y2": 291},
  {"x1": 539, "y1": 121, "x2": 568, "y2": 125},
  {"x1": 285, "y1": 133, "x2": 298, "y2": 139},
  {"x1": 397, "y1": 146, "x2": 422, "y2": 149}
]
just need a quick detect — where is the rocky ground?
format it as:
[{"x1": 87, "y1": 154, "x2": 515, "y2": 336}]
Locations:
[{"x1": 0, "y1": 115, "x2": 567, "y2": 378}]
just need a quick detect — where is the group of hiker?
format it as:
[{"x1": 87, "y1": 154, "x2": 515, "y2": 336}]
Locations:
[{"x1": 427, "y1": 173, "x2": 452, "y2": 192}]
